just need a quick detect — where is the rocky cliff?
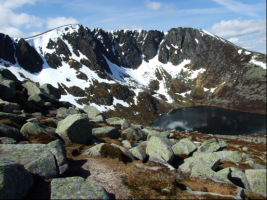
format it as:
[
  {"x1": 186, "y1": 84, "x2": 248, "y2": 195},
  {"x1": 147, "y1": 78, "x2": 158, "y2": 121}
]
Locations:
[{"x1": 0, "y1": 24, "x2": 266, "y2": 125}]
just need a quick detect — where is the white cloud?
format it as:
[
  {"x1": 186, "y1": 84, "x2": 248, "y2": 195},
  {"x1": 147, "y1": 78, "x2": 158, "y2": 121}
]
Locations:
[
  {"x1": 212, "y1": 0, "x2": 264, "y2": 17},
  {"x1": 0, "y1": 0, "x2": 43, "y2": 29},
  {"x1": 208, "y1": 18, "x2": 266, "y2": 54},
  {"x1": 207, "y1": 18, "x2": 266, "y2": 39},
  {"x1": 0, "y1": 26, "x2": 25, "y2": 38},
  {"x1": 46, "y1": 17, "x2": 79, "y2": 29},
  {"x1": 145, "y1": 0, "x2": 161, "y2": 11}
]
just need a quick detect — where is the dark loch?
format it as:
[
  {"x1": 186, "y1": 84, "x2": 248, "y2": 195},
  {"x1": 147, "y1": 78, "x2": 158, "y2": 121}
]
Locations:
[{"x1": 150, "y1": 106, "x2": 266, "y2": 135}]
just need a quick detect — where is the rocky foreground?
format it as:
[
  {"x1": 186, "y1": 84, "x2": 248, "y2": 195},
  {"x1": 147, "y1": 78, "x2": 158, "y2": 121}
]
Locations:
[{"x1": 0, "y1": 68, "x2": 266, "y2": 199}]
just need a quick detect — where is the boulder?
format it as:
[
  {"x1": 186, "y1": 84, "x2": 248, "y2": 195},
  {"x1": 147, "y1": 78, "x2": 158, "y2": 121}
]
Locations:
[
  {"x1": 172, "y1": 138, "x2": 197, "y2": 156},
  {"x1": 129, "y1": 146, "x2": 147, "y2": 161},
  {"x1": 0, "y1": 68, "x2": 18, "y2": 82},
  {"x1": 49, "y1": 176, "x2": 110, "y2": 199},
  {"x1": 122, "y1": 140, "x2": 133, "y2": 148},
  {"x1": 0, "y1": 112, "x2": 25, "y2": 123},
  {"x1": 0, "y1": 80, "x2": 16, "y2": 100},
  {"x1": 212, "y1": 168, "x2": 232, "y2": 184},
  {"x1": 0, "y1": 124, "x2": 25, "y2": 143},
  {"x1": 0, "y1": 142, "x2": 68, "y2": 178},
  {"x1": 28, "y1": 94, "x2": 45, "y2": 106},
  {"x1": 245, "y1": 169, "x2": 267, "y2": 197},
  {"x1": 213, "y1": 151, "x2": 242, "y2": 162},
  {"x1": 90, "y1": 114, "x2": 106, "y2": 123},
  {"x1": 168, "y1": 137, "x2": 180, "y2": 147},
  {"x1": 190, "y1": 158, "x2": 215, "y2": 179},
  {"x1": 92, "y1": 126, "x2": 120, "y2": 139},
  {"x1": 0, "y1": 137, "x2": 17, "y2": 144},
  {"x1": 111, "y1": 143, "x2": 135, "y2": 160},
  {"x1": 142, "y1": 128, "x2": 170, "y2": 140},
  {"x1": 20, "y1": 122, "x2": 60, "y2": 141},
  {"x1": 197, "y1": 138, "x2": 227, "y2": 153},
  {"x1": 121, "y1": 127, "x2": 146, "y2": 141},
  {"x1": 0, "y1": 98, "x2": 20, "y2": 113},
  {"x1": 83, "y1": 143, "x2": 107, "y2": 156},
  {"x1": 229, "y1": 167, "x2": 251, "y2": 189},
  {"x1": 40, "y1": 83, "x2": 61, "y2": 99},
  {"x1": 0, "y1": 161, "x2": 34, "y2": 199},
  {"x1": 106, "y1": 117, "x2": 122, "y2": 124},
  {"x1": 56, "y1": 114, "x2": 92, "y2": 144},
  {"x1": 56, "y1": 107, "x2": 81, "y2": 118},
  {"x1": 146, "y1": 136, "x2": 174, "y2": 163},
  {"x1": 83, "y1": 105, "x2": 101, "y2": 119}
]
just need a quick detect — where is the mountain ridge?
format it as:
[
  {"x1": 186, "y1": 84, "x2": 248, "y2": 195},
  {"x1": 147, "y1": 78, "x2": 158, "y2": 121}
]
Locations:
[{"x1": 0, "y1": 24, "x2": 266, "y2": 126}]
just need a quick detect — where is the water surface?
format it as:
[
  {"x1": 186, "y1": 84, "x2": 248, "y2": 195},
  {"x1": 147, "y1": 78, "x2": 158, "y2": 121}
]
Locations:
[{"x1": 150, "y1": 106, "x2": 266, "y2": 135}]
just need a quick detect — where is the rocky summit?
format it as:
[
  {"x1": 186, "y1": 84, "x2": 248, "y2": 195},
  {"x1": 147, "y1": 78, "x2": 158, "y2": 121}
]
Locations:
[{"x1": 0, "y1": 24, "x2": 266, "y2": 199}]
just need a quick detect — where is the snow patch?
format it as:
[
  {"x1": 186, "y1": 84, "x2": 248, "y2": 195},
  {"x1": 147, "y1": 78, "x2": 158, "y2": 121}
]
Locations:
[{"x1": 250, "y1": 56, "x2": 266, "y2": 69}]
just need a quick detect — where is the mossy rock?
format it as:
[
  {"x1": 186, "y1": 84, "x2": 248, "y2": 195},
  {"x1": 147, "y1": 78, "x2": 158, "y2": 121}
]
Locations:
[{"x1": 245, "y1": 169, "x2": 267, "y2": 197}]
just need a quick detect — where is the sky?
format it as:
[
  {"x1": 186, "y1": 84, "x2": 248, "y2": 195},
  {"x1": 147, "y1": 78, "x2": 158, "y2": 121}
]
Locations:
[{"x1": 0, "y1": 0, "x2": 266, "y2": 54}]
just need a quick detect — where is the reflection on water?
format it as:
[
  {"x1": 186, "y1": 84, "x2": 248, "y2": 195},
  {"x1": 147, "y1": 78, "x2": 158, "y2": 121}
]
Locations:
[{"x1": 150, "y1": 106, "x2": 266, "y2": 135}]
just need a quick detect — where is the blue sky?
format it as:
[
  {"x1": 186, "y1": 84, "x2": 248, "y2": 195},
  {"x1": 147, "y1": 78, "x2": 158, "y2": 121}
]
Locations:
[{"x1": 0, "y1": 0, "x2": 266, "y2": 54}]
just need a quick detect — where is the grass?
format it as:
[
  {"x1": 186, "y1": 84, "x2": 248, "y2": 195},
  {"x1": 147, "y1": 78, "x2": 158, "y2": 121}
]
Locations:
[{"x1": 24, "y1": 132, "x2": 55, "y2": 144}]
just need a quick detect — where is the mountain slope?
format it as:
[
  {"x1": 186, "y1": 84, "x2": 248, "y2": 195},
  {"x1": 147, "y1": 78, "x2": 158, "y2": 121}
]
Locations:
[{"x1": 0, "y1": 24, "x2": 266, "y2": 125}]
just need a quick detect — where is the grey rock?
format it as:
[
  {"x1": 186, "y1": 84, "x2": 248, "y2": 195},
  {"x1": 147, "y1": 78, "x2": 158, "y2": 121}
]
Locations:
[
  {"x1": 214, "y1": 151, "x2": 242, "y2": 162},
  {"x1": 197, "y1": 138, "x2": 227, "y2": 153},
  {"x1": 0, "y1": 142, "x2": 68, "y2": 178},
  {"x1": 0, "y1": 161, "x2": 34, "y2": 199},
  {"x1": 190, "y1": 158, "x2": 216, "y2": 179},
  {"x1": 213, "y1": 167, "x2": 232, "y2": 184},
  {"x1": 83, "y1": 143, "x2": 107, "y2": 156},
  {"x1": 0, "y1": 124, "x2": 25, "y2": 142},
  {"x1": 229, "y1": 167, "x2": 251, "y2": 190},
  {"x1": 245, "y1": 169, "x2": 266, "y2": 197},
  {"x1": 111, "y1": 143, "x2": 135, "y2": 160},
  {"x1": 56, "y1": 107, "x2": 81, "y2": 118},
  {"x1": 92, "y1": 126, "x2": 120, "y2": 139},
  {"x1": 121, "y1": 119, "x2": 131, "y2": 130},
  {"x1": 20, "y1": 122, "x2": 60, "y2": 140},
  {"x1": 90, "y1": 114, "x2": 106, "y2": 123},
  {"x1": 122, "y1": 127, "x2": 146, "y2": 141},
  {"x1": 56, "y1": 114, "x2": 92, "y2": 144},
  {"x1": 122, "y1": 140, "x2": 133, "y2": 148},
  {"x1": 0, "y1": 79, "x2": 16, "y2": 100},
  {"x1": 28, "y1": 94, "x2": 45, "y2": 106},
  {"x1": 131, "y1": 123, "x2": 145, "y2": 129},
  {"x1": 0, "y1": 98, "x2": 20, "y2": 113},
  {"x1": 129, "y1": 146, "x2": 147, "y2": 161},
  {"x1": 0, "y1": 68, "x2": 18, "y2": 81},
  {"x1": 50, "y1": 176, "x2": 110, "y2": 199},
  {"x1": 172, "y1": 171, "x2": 185, "y2": 180},
  {"x1": 106, "y1": 117, "x2": 122, "y2": 124},
  {"x1": 83, "y1": 105, "x2": 101, "y2": 119},
  {"x1": 172, "y1": 138, "x2": 197, "y2": 155},
  {"x1": 0, "y1": 137, "x2": 17, "y2": 144},
  {"x1": 146, "y1": 136, "x2": 174, "y2": 163}
]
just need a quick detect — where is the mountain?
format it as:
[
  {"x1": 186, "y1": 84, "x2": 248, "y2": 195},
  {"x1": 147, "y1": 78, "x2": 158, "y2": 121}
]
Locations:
[{"x1": 0, "y1": 24, "x2": 266, "y2": 126}]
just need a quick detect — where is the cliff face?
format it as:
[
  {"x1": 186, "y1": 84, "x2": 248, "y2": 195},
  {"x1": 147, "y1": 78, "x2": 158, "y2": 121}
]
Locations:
[{"x1": 0, "y1": 24, "x2": 266, "y2": 125}]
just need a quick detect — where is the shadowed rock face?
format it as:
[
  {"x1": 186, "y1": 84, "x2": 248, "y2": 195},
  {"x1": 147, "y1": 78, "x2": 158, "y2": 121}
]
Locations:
[
  {"x1": 0, "y1": 33, "x2": 16, "y2": 64},
  {"x1": 15, "y1": 38, "x2": 44, "y2": 73}
]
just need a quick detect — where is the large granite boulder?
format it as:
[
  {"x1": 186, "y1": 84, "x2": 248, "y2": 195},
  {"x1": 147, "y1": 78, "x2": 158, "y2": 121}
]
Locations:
[
  {"x1": 49, "y1": 176, "x2": 110, "y2": 199},
  {"x1": 229, "y1": 167, "x2": 250, "y2": 189},
  {"x1": 0, "y1": 99, "x2": 20, "y2": 113},
  {"x1": 56, "y1": 107, "x2": 82, "y2": 118},
  {"x1": 0, "y1": 142, "x2": 68, "y2": 178},
  {"x1": 0, "y1": 79, "x2": 16, "y2": 100},
  {"x1": 172, "y1": 138, "x2": 197, "y2": 156},
  {"x1": 0, "y1": 124, "x2": 25, "y2": 143},
  {"x1": 92, "y1": 126, "x2": 120, "y2": 139},
  {"x1": 109, "y1": 118, "x2": 131, "y2": 130},
  {"x1": 83, "y1": 105, "x2": 101, "y2": 119},
  {"x1": 56, "y1": 114, "x2": 92, "y2": 144},
  {"x1": 83, "y1": 143, "x2": 107, "y2": 156},
  {"x1": 106, "y1": 117, "x2": 121, "y2": 124},
  {"x1": 0, "y1": 112, "x2": 25, "y2": 123},
  {"x1": 197, "y1": 138, "x2": 227, "y2": 153},
  {"x1": 245, "y1": 169, "x2": 266, "y2": 197},
  {"x1": 0, "y1": 34, "x2": 16, "y2": 64},
  {"x1": 146, "y1": 136, "x2": 174, "y2": 163},
  {"x1": 121, "y1": 127, "x2": 146, "y2": 141},
  {"x1": 110, "y1": 143, "x2": 135, "y2": 160},
  {"x1": 129, "y1": 146, "x2": 147, "y2": 161},
  {"x1": 28, "y1": 94, "x2": 45, "y2": 106},
  {"x1": 0, "y1": 68, "x2": 18, "y2": 81},
  {"x1": 0, "y1": 161, "x2": 34, "y2": 199},
  {"x1": 40, "y1": 83, "x2": 61, "y2": 99}
]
